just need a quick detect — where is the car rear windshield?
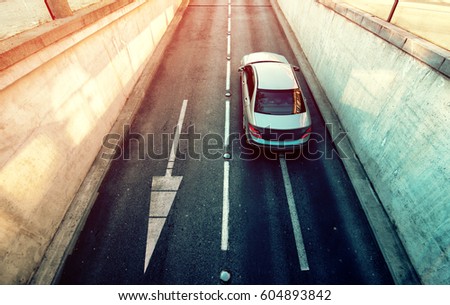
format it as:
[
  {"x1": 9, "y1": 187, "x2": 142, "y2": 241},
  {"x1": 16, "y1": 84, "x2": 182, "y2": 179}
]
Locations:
[{"x1": 255, "y1": 89, "x2": 305, "y2": 115}]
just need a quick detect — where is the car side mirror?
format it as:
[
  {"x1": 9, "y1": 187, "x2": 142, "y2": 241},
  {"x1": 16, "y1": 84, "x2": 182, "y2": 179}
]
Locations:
[
  {"x1": 238, "y1": 66, "x2": 244, "y2": 72},
  {"x1": 292, "y1": 66, "x2": 300, "y2": 72}
]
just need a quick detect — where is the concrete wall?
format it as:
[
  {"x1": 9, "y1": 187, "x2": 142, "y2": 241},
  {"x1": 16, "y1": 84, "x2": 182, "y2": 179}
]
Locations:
[
  {"x1": 0, "y1": 0, "x2": 51, "y2": 40},
  {"x1": 277, "y1": 0, "x2": 450, "y2": 284},
  {"x1": 0, "y1": 0, "x2": 104, "y2": 40},
  {"x1": 68, "y1": 0, "x2": 104, "y2": 11},
  {"x1": 0, "y1": 0, "x2": 183, "y2": 284}
]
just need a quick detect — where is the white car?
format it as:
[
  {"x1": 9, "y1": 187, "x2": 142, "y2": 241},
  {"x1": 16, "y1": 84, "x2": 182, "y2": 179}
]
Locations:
[{"x1": 239, "y1": 52, "x2": 312, "y2": 150}]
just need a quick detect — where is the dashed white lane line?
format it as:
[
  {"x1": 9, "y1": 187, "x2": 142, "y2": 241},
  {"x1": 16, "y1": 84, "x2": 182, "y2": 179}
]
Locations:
[
  {"x1": 227, "y1": 34, "x2": 231, "y2": 58},
  {"x1": 226, "y1": 60, "x2": 231, "y2": 92},
  {"x1": 221, "y1": 160, "x2": 230, "y2": 251},
  {"x1": 279, "y1": 156, "x2": 310, "y2": 271},
  {"x1": 224, "y1": 100, "x2": 230, "y2": 148}
]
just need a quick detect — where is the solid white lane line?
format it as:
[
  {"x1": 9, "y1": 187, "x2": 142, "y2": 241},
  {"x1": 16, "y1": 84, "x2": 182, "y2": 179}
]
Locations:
[
  {"x1": 279, "y1": 156, "x2": 310, "y2": 271},
  {"x1": 166, "y1": 99, "x2": 188, "y2": 176},
  {"x1": 221, "y1": 161, "x2": 230, "y2": 251}
]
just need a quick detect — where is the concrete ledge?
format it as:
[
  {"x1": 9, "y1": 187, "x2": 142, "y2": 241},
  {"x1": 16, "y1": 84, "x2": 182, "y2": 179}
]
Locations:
[
  {"x1": 403, "y1": 38, "x2": 447, "y2": 71},
  {"x1": 360, "y1": 13, "x2": 382, "y2": 34},
  {"x1": 441, "y1": 59, "x2": 450, "y2": 76},
  {"x1": 0, "y1": 0, "x2": 132, "y2": 72},
  {"x1": 317, "y1": 0, "x2": 450, "y2": 78},
  {"x1": 319, "y1": 0, "x2": 336, "y2": 10},
  {"x1": 0, "y1": 1, "x2": 152, "y2": 91},
  {"x1": 378, "y1": 21, "x2": 410, "y2": 49},
  {"x1": 341, "y1": 4, "x2": 364, "y2": 25}
]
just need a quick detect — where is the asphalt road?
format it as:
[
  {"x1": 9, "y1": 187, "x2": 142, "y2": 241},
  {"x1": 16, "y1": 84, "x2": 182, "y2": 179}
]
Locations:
[{"x1": 58, "y1": 0, "x2": 393, "y2": 285}]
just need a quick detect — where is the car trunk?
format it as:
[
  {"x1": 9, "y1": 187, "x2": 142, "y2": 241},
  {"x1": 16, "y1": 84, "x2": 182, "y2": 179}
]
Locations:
[{"x1": 253, "y1": 113, "x2": 311, "y2": 141}]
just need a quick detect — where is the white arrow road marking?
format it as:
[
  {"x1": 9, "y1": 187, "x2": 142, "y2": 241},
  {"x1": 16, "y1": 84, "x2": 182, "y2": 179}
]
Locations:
[{"x1": 144, "y1": 100, "x2": 188, "y2": 273}]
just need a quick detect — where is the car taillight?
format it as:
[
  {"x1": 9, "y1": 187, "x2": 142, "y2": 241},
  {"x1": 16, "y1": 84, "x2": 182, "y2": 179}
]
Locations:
[
  {"x1": 301, "y1": 127, "x2": 312, "y2": 139},
  {"x1": 248, "y1": 124, "x2": 262, "y2": 138}
]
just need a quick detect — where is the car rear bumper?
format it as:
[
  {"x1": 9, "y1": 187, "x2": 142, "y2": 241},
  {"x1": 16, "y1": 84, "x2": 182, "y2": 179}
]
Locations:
[{"x1": 246, "y1": 133, "x2": 309, "y2": 151}]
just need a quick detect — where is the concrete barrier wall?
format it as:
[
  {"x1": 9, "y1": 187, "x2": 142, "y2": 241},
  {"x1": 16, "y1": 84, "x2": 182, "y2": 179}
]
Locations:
[
  {"x1": 0, "y1": 0, "x2": 51, "y2": 40},
  {"x1": 0, "y1": 0, "x2": 103, "y2": 40},
  {"x1": 0, "y1": 0, "x2": 182, "y2": 284},
  {"x1": 68, "y1": 0, "x2": 104, "y2": 11},
  {"x1": 277, "y1": 0, "x2": 450, "y2": 284}
]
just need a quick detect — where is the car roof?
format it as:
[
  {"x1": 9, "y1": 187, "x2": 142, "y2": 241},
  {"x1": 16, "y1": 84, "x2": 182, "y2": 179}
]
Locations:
[
  {"x1": 253, "y1": 62, "x2": 298, "y2": 90},
  {"x1": 242, "y1": 52, "x2": 289, "y2": 65}
]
